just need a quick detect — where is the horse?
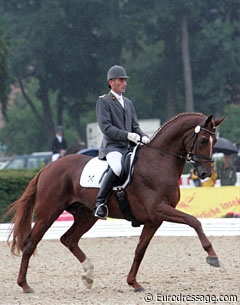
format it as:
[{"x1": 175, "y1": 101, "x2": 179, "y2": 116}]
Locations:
[{"x1": 5, "y1": 112, "x2": 224, "y2": 293}]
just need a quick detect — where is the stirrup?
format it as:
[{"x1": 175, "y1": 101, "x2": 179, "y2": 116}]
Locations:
[{"x1": 94, "y1": 204, "x2": 108, "y2": 220}]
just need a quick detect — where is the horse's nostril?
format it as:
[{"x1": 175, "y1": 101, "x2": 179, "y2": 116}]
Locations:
[{"x1": 200, "y1": 172, "x2": 208, "y2": 179}]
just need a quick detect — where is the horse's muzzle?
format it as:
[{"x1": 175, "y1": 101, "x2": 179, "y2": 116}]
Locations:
[
  {"x1": 198, "y1": 171, "x2": 210, "y2": 180},
  {"x1": 194, "y1": 166, "x2": 212, "y2": 180}
]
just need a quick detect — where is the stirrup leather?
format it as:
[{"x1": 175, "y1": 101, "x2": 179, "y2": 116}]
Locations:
[{"x1": 94, "y1": 204, "x2": 108, "y2": 220}]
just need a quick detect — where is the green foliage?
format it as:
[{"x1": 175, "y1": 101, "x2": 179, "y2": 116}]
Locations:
[
  {"x1": 0, "y1": 0, "x2": 239, "y2": 153},
  {"x1": 220, "y1": 105, "x2": 240, "y2": 143},
  {"x1": 0, "y1": 79, "x2": 49, "y2": 153},
  {"x1": 0, "y1": 19, "x2": 8, "y2": 116},
  {"x1": 0, "y1": 78, "x2": 79, "y2": 154},
  {"x1": 0, "y1": 169, "x2": 37, "y2": 222},
  {"x1": 192, "y1": 0, "x2": 240, "y2": 116}
]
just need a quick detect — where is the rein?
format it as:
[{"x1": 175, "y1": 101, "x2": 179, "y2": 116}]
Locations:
[
  {"x1": 144, "y1": 143, "x2": 188, "y2": 161},
  {"x1": 143, "y1": 125, "x2": 216, "y2": 168}
]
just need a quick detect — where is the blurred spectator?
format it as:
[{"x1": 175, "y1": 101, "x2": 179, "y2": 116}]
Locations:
[
  {"x1": 190, "y1": 166, "x2": 218, "y2": 187},
  {"x1": 232, "y1": 153, "x2": 240, "y2": 172},
  {"x1": 218, "y1": 154, "x2": 237, "y2": 186},
  {"x1": 51, "y1": 126, "x2": 68, "y2": 161}
]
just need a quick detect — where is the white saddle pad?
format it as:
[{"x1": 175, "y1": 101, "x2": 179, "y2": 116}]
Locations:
[
  {"x1": 80, "y1": 157, "x2": 108, "y2": 188},
  {"x1": 80, "y1": 146, "x2": 139, "y2": 189}
]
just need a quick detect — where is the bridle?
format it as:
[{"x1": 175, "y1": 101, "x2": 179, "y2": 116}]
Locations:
[
  {"x1": 143, "y1": 124, "x2": 216, "y2": 170},
  {"x1": 185, "y1": 125, "x2": 216, "y2": 169}
]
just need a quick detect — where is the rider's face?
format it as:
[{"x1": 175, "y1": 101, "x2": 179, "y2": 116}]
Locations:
[{"x1": 109, "y1": 78, "x2": 127, "y2": 95}]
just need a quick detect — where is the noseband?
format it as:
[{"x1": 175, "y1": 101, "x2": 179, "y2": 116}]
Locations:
[{"x1": 144, "y1": 124, "x2": 216, "y2": 169}]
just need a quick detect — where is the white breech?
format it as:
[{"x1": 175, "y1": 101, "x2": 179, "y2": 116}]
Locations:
[
  {"x1": 52, "y1": 153, "x2": 60, "y2": 162},
  {"x1": 106, "y1": 151, "x2": 122, "y2": 176}
]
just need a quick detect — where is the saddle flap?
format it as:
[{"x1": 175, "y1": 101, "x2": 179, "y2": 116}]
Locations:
[{"x1": 80, "y1": 145, "x2": 140, "y2": 188}]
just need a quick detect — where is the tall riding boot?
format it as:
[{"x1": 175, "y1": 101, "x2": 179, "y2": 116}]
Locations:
[{"x1": 94, "y1": 169, "x2": 119, "y2": 219}]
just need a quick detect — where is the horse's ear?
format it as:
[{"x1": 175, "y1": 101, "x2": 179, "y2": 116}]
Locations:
[
  {"x1": 214, "y1": 116, "x2": 225, "y2": 127},
  {"x1": 204, "y1": 115, "x2": 225, "y2": 128},
  {"x1": 205, "y1": 115, "x2": 213, "y2": 125}
]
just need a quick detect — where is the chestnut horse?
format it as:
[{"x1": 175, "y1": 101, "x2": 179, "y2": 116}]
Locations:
[{"x1": 6, "y1": 112, "x2": 224, "y2": 293}]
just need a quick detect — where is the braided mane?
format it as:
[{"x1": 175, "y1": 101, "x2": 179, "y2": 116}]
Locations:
[{"x1": 151, "y1": 112, "x2": 205, "y2": 140}]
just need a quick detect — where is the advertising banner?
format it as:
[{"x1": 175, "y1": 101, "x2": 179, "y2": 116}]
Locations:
[
  {"x1": 57, "y1": 186, "x2": 240, "y2": 221},
  {"x1": 178, "y1": 186, "x2": 240, "y2": 218}
]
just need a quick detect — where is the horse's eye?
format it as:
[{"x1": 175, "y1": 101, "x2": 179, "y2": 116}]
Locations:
[{"x1": 199, "y1": 137, "x2": 207, "y2": 146}]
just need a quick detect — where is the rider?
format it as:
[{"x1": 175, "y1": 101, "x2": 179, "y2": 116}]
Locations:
[{"x1": 94, "y1": 65, "x2": 150, "y2": 219}]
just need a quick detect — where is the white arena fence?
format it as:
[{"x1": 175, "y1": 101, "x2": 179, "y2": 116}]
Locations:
[{"x1": 0, "y1": 218, "x2": 239, "y2": 241}]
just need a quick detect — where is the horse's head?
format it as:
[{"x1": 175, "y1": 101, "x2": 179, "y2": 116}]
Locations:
[{"x1": 186, "y1": 115, "x2": 224, "y2": 179}]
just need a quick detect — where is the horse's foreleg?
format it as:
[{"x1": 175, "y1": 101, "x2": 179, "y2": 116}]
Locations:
[
  {"x1": 188, "y1": 217, "x2": 220, "y2": 267},
  {"x1": 127, "y1": 223, "x2": 161, "y2": 292},
  {"x1": 156, "y1": 203, "x2": 220, "y2": 267},
  {"x1": 60, "y1": 209, "x2": 97, "y2": 289}
]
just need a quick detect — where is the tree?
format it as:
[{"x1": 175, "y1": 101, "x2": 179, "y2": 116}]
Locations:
[
  {"x1": 0, "y1": 14, "x2": 8, "y2": 117},
  {"x1": 181, "y1": 14, "x2": 194, "y2": 112},
  {"x1": 0, "y1": 78, "x2": 79, "y2": 154},
  {"x1": 124, "y1": 0, "x2": 201, "y2": 119},
  {"x1": 220, "y1": 105, "x2": 240, "y2": 143},
  {"x1": 0, "y1": 0, "x2": 143, "y2": 146},
  {"x1": 0, "y1": 0, "x2": 239, "y2": 154},
  {"x1": 192, "y1": 0, "x2": 240, "y2": 116}
]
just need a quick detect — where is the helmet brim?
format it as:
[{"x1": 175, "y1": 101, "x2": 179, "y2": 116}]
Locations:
[{"x1": 108, "y1": 76, "x2": 130, "y2": 80}]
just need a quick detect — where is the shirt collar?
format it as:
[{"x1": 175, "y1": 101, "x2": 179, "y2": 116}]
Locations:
[
  {"x1": 56, "y1": 135, "x2": 62, "y2": 142},
  {"x1": 110, "y1": 90, "x2": 122, "y2": 100}
]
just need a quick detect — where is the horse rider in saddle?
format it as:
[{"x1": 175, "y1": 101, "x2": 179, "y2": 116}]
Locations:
[{"x1": 94, "y1": 65, "x2": 150, "y2": 219}]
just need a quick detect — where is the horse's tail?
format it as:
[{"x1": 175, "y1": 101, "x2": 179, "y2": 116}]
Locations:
[{"x1": 4, "y1": 168, "x2": 44, "y2": 255}]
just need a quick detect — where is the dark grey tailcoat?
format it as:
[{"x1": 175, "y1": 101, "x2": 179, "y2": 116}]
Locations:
[{"x1": 96, "y1": 92, "x2": 147, "y2": 160}]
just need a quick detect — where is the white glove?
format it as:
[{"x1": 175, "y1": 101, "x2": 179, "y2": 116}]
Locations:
[
  {"x1": 141, "y1": 136, "x2": 150, "y2": 144},
  {"x1": 127, "y1": 132, "x2": 140, "y2": 144}
]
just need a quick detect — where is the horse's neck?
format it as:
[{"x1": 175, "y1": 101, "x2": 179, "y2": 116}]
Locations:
[
  {"x1": 151, "y1": 126, "x2": 187, "y2": 155},
  {"x1": 148, "y1": 121, "x2": 192, "y2": 175},
  {"x1": 153, "y1": 114, "x2": 201, "y2": 148}
]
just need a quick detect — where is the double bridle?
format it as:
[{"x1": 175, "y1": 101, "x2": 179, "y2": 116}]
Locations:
[{"x1": 143, "y1": 125, "x2": 216, "y2": 170}]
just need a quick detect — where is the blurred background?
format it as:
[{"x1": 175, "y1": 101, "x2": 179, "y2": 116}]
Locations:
[{"x1": 0, "y1": 0, "x2": 239, "y2": 163}]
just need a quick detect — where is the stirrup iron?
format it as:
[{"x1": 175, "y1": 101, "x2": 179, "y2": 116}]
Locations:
[{"x1": 94, "y1": 204, "x2": 108, "y2": 220}]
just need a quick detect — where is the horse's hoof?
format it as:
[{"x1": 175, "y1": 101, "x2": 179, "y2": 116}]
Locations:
[
  {"x1": 23, "y1": 288, "x2": 34, "y2": 293},
  {"x1": 82, "y1": 275, "x2": 93, "y2": 289},
  {"x1": 206, "y1": 256, "x2": 220, "y2": 267},
  {"x1": 134, "y1": 286, "x2": 145, "y2": 292}
]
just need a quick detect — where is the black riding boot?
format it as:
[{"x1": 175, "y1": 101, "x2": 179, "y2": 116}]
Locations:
[{"x1": 94, "y1": 169, "x2": 119, "y2": 219}]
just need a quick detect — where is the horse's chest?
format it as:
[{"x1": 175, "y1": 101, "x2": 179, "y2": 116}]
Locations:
[{"x1": 165, "y1": 185, "x2": 180, "y2": 207}]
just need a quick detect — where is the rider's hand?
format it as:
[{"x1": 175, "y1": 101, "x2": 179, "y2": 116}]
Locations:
[
  {"x1": 141, "y1": 136, "x2": 150, "y2": 144},
  {"x1": 127, "y1": 132, "x2": 141, "y2": 144}
]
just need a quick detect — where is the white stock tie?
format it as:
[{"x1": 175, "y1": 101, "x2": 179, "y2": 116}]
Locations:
[{"x1": 118, "y1": 96, "x2": 124, "y2": 108}]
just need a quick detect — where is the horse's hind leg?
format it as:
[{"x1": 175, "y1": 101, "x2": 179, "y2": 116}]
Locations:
[
  {"x1": 17, "y1": 219, "x2": 56, "y2": 293},
  {"x1": 60, "y1": 205, "x2": 97, "y2": 289}
]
